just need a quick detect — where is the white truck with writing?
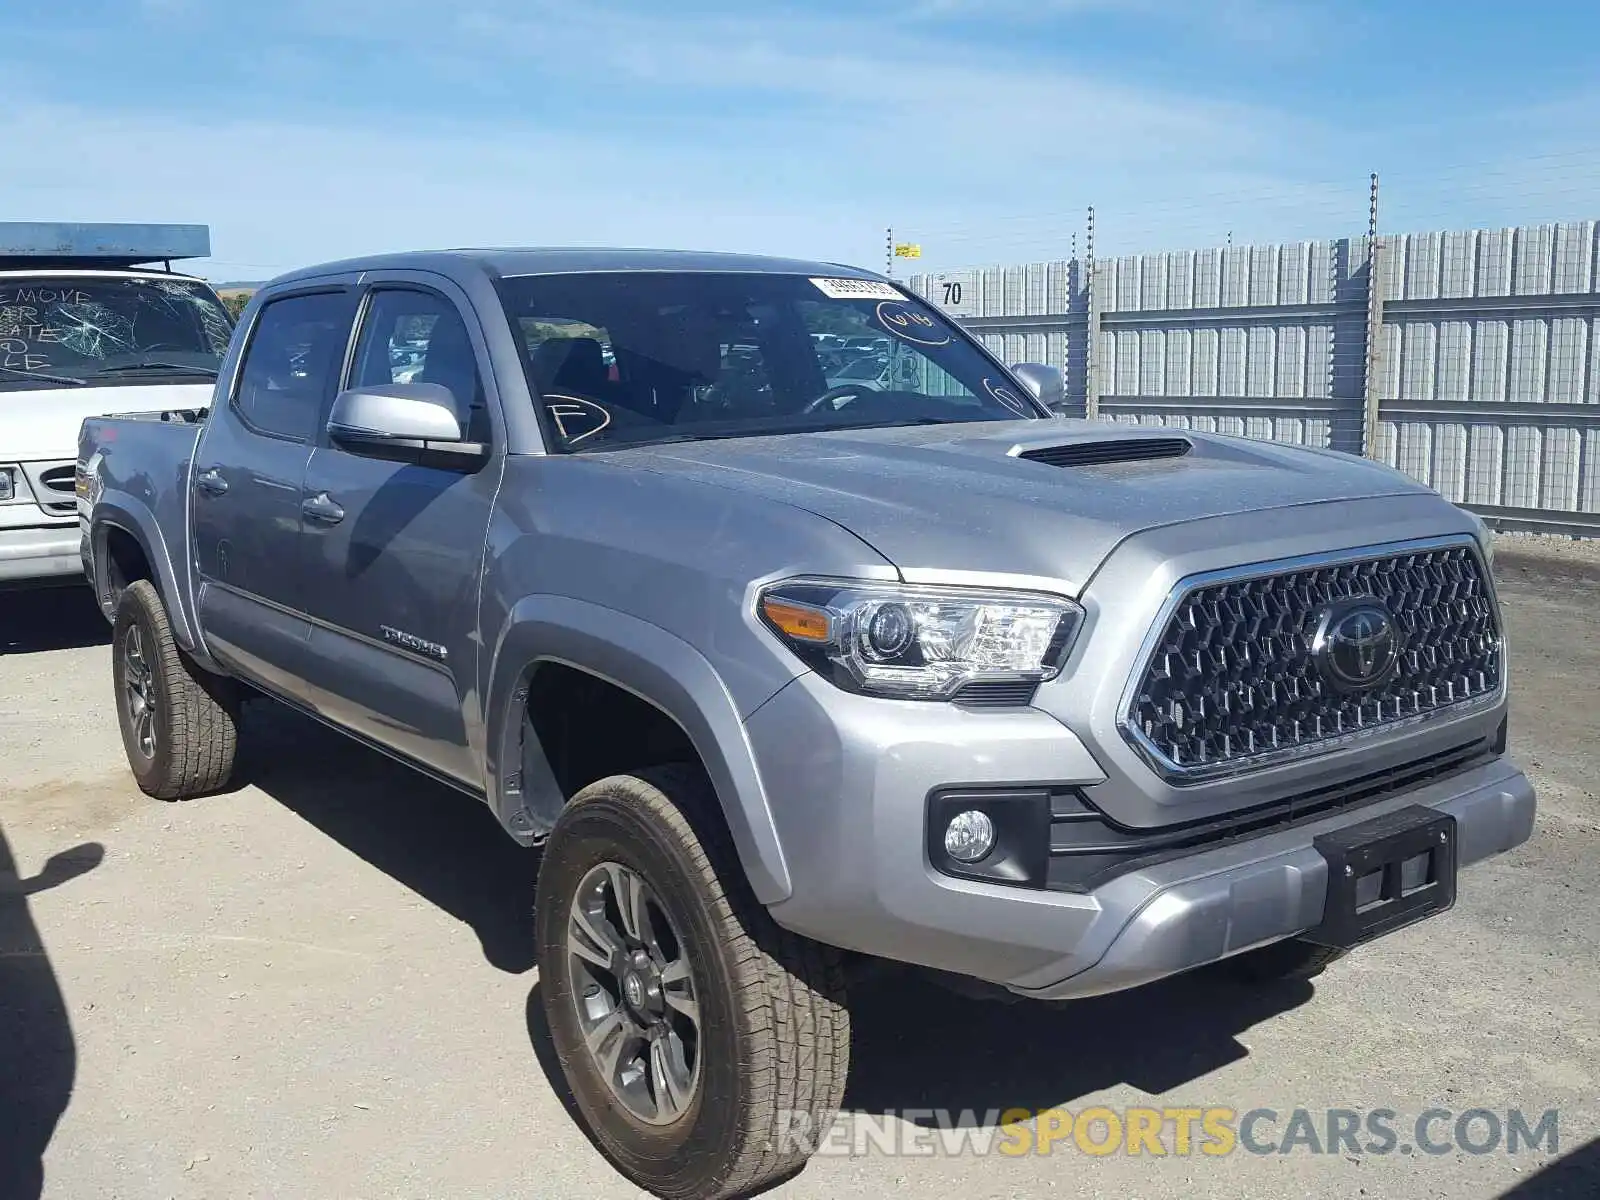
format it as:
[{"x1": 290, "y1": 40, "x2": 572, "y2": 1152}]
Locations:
[{"x1": 0, "y1": 222, "x2": 232, "y2": 585}]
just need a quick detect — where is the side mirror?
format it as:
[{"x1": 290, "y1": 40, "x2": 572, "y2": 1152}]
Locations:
[
  {"x1": 1010, "y1": 363, "x2": 1070, "y2": 415},
  {"x1": 327, "y1": 384, "x2": 488, "y2": 470}
]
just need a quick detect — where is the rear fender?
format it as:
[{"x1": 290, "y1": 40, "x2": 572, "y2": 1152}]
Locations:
[{"x1": 90, "y1": 495, "x2": 216, "y2": 668}]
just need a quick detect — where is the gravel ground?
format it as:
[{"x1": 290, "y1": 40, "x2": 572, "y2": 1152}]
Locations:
[{"x1": 2, "y1": 536, "x2": 1597, "y2": 1199}]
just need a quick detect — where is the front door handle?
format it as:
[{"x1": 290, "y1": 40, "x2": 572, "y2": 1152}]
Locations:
[
  {"x1": 194, "y1": 467, "x2": 228, "y2": 496},
  {"x1": 301, "y1": 492, "x2": 345, "y2": 525}
]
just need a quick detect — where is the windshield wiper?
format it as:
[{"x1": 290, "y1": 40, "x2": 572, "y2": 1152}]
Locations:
[
  {"x1": 0, "y1": 363, "x2": 89, "y2": 386},
  {"x1": 92, "y1": 362, "x2": 219, "y2": 378}
]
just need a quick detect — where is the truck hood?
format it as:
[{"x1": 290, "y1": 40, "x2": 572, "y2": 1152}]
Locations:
[
  {"x1": 0, "y1": 383, "x2": 212, "y2": 462},
  {"x1": 615, "y1": 420, "x2": 1436, "y2": 592}
]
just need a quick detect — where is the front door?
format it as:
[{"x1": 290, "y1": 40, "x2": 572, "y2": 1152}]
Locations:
[
  {"x1": 297, "y1": 283, "x2": 501, "y2": 788},
  {"x1": 191, "y1": 287, "x2": 355, "y2": 695}
]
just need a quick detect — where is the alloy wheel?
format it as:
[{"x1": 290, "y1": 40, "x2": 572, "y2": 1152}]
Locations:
[{"x1": 567, "y1": 861, "x2": 701, "y2": 1125}]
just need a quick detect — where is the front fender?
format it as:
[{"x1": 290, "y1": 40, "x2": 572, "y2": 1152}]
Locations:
[{"x1": 483, "y1": 594, "x2": 792, "y2": 904}]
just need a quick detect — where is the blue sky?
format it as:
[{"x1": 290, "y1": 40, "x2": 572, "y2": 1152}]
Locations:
[{"x1": 3, "y1": 0, "x2": 1596, "y2": 280}]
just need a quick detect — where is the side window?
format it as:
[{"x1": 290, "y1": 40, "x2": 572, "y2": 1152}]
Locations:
[
  {"x1": 233, "y1": 292, "x2": 351, "y2": 441},
  {"x1": 351, "y1": 290, "x2": 488, "y2": 440}
]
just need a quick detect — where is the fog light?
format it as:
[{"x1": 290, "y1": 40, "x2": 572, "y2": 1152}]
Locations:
[{"x1": 943, "y1": 810, "x2": 996, "y2": 863}]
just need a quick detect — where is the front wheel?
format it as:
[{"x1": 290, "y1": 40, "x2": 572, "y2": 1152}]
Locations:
[
  {"x1": 112, "y1": 580, "x2": 240, "y2": 799},
  {"x1": 535, "y1": 767, "x2": 849, "y2": 1200}
]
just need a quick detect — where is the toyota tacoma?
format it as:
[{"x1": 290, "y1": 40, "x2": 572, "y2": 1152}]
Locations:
[{"x1": 78, "y1": 249, "x2": 1535, "y2": 1199}]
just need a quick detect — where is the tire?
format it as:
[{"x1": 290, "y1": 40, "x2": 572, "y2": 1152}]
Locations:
[
  {"x1": 1223, "y1": 938, "x2": 1349, "y2": 984},
  {"x1": 535, "y1": 766, "x2": 849, "y2": 1200},
  {"x1": 112, "y1": 579, "x2": 240, "y2": 800}
]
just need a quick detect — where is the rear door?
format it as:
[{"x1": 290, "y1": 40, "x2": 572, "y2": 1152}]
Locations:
[
  {"x1": 191, "y1": 286, "x2": 357, "y2": 696},
  {"x1": 296, "y1": 277, "x2": 503, "y2": 788}
]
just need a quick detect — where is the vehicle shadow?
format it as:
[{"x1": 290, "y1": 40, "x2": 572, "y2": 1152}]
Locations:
[
  {"x1": 0, "y1": 586, "x2": 108, "y2": 654},
  {"x1": 0, "y1": 824, "x2": 104, "y2": 1200},
  {"x1": 843, "y1": 963, "x2": 1311, "y2": 1121},
  {"x1": 233, "y1": 697, "x2": 1314, "y2": 1183},
  {"x1": 524, "y1": 965, "x2": 1312, "y2": 1187},
  {"x1": 239, "y1": 698, "x2": 540, "y2": 974},
  {"x1": 1499, "y1": 1134, "x2": 1600, "y2": 1198}
]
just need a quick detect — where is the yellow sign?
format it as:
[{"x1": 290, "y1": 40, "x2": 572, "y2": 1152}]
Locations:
[{"x1": 893, "y1": 243, "x2": 922, "y2": 259}]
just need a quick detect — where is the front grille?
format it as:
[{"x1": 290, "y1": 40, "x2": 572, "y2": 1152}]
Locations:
[
  {"x1": 39, "y1": 465, "x2": 75, "y2": 493},
  {"x1": 1125, "y1": 541, "x2": 1502, "y2": 779},
  {"x1": 21, "y1": 461, "x2": 77, "y2": 515}
]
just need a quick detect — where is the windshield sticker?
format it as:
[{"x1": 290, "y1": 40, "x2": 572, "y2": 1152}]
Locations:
[
  {"x1": 983, "y1": 378, "x2": 1032, "y2": 416},
  {"x1": 874, "y1": 301, "x2": 952, "y2": 348},
  {"x1": 545, "y1": 395, "x2": 612, "y2": 445},
  {"x1": 810, "y1": 277, "x2": 904, "y2": 302}
]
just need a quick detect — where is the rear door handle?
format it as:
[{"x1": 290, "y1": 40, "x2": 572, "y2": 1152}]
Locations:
[
  {"x1": 194, "y1": 467, "x2": 228, "y2": 496},
  {"x1": 301, "y1": 492, "x2": 345, "y2": 525}
]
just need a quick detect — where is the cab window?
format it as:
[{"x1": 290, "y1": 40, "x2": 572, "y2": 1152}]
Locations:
[
  {"x1": 349, "y1": 289, "x2": 490, "y2": 442},
  {"x1": 232, "y1": 291, "x2": 351, "y2": 442}
]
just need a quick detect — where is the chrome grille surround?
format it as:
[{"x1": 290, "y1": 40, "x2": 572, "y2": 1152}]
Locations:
[{"x1": 1119, "y1": 536, "x2": 1504, "y2": 783}]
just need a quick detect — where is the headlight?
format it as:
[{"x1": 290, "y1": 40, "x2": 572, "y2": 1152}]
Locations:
[
  {"x1": 0, "y1": 466, "x2": 13, "y2": 502},
  {"x1": 758, "y1": 578, "x2": 1083, "y2": 700}
]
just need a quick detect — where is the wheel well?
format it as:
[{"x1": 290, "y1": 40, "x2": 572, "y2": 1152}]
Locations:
[
  {"x1": 523, "y1": 663, "x2": 702, "y2": 806},
  {"x1": 102, "y1": 525, "x2": 153, "y2": 603}
]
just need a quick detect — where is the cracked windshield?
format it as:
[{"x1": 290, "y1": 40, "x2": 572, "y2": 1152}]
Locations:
[{"x1": 0, "y1": 276, "x2": 231, "y2": 385}]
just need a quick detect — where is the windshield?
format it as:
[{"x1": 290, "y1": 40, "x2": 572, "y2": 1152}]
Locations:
[
  {"x1": 497, "y1": 272, "x2": 1042, "y2": 450},
  {"x1": 0, "y1": 275, "x2": 232, "y2": 388}
]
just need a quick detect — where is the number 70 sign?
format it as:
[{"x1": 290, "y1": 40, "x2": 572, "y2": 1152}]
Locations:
[{"x1": 927, "y1": 271, "x2": 977, "y2": 318}]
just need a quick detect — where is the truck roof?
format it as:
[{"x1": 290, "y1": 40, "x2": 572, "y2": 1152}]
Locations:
[
  {"x1": 271, "y1": 247, "x2": 884, "y2": 287},
  {"x1": 0, "y1": 222, "x2": 211, "y2": 270}
]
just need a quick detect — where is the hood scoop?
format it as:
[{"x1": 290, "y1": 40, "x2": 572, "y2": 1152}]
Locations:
[{"x1": 1017, "y1": 436, "x2": 1192, "y2": 468}]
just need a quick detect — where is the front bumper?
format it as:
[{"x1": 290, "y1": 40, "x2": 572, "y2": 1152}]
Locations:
[
  {"x1": 748, "y1": 673, "x2": 1535, "y2": 999},
  {"x1": 0, "y1": 523, "x2": 83, "y2": 583}
]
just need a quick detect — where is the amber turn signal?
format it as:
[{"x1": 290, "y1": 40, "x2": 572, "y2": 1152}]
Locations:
[{"x1": 760, "y1": 597, "x2": 833, "y2": 643}]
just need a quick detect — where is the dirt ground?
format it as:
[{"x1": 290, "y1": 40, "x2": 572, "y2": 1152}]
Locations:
[{"x1": 2, "y1": 538, "x2": 1597, "y2": 1199}]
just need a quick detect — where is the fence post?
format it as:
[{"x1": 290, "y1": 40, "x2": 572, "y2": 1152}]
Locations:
[
  {"x1": 1361, "y1": 173, "x2": 1385, "y2": 459},
  {"x1": 1085, "y1": 205, "x2": 1100, "y2": 421}
]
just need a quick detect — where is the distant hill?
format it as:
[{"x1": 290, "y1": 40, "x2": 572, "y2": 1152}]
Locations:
[{"x1": 213, "y1": 283, "x2": 258, "y2": 318}]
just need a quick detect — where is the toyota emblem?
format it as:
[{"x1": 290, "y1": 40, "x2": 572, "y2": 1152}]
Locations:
[{"x1": 1310, "y1": 599, "x2": 1402, "y2": 691}]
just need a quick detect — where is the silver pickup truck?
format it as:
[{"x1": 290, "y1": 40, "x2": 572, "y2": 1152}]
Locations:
[{"x1": 79, "y1": 249, "x2": 1535, "y2": 1200}]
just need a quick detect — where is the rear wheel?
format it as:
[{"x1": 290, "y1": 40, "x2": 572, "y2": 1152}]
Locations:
[
  {"x1": 112, "y1": 580, "x2": 239, "y2": 799},
  {"x1": 1224, "y1": 938, "x2": 1349, "y2": 983},
  {"x1": 535, "y1": 767, "x2": 849, "y2": 1200}
]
